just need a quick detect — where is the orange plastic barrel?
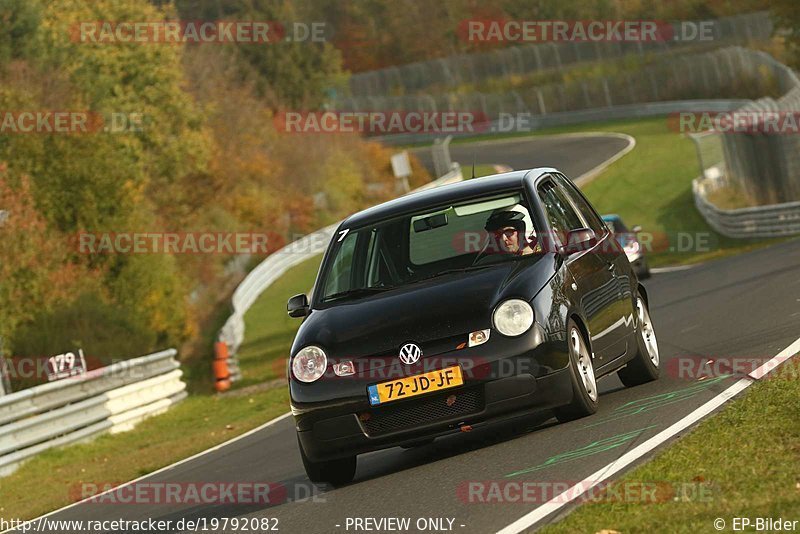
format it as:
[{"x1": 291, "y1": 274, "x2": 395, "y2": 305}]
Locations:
[
  {"x1": 213, "y1": 343, "x2": 231, "y2": 392},
  {"x1": 214, "y1": 341, "x2": 229, "y2": 360}
]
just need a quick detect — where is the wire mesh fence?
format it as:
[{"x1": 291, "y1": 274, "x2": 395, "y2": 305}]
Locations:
[
  {"x1": 344, "y1": 12, "x2": 773, "y2": 98},
  {"x1": 334, "y1": 47, "x2": 781, "y2": 121}
]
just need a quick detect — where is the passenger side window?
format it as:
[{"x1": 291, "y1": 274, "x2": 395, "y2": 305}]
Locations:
[
  {"x1": 552, "y1": 173, "x2": 607, "y2": 236},
  {"x1": 538, "y1": 181, "x2": 585, "y2": 245}
]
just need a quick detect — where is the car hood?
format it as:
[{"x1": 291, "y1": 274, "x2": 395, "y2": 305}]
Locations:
[{"x1": 292, "y1": 254, "x2": 557, "y2": 360}]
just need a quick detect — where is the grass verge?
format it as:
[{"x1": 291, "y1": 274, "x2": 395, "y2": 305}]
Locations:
[
  {"x1": 0, "y1": 255, "x2": 324, "y2": 522},
  {"x1": 540, "y1": 360, "x2": 800, "y2": 534}
]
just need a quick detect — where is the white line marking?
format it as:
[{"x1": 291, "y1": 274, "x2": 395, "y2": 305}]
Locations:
[
  {"x1": 749, "y1": 336, "x2": 800, "y2": 380},
  {"x1": 497, "y1": 335, "x2": 800, "y2": 534},
  {"x1": 650, "y1": 265, "x2": 698, "y2": 274},
  {"x1": 5, "y1": 411, "x2": 292, "y2": 532},
  {"x1": 572, "y1": 133, "x2": 636, "y2": 187}
]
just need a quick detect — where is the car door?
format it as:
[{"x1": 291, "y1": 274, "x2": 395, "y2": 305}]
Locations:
[
  {"x1": 537, "y1": 178, "x2": 620, "y2": 360},
  {"x1": 553, "y1": 173, "x2": 636, "y2": 356}
]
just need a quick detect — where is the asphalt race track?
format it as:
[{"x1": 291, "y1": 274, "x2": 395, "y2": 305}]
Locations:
[
  {"x1": 410, "y1": 134, "x2": 631, "y2": 180},
  {"x1": 25, "y1": 135, "x2": 800, "y2": 533}
]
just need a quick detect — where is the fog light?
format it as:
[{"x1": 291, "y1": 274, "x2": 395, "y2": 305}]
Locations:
[
  {"x1": 468, "y1": 329, "x2": 491, "y2": 347},
  {"x1": 333, "y1": 361, "x2": 355, "y2": 376}
]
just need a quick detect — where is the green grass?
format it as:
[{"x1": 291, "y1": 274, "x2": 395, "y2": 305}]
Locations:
[
  {"x1": 540, "y1": 360, "x2": 800, "y2": 534},
  {"x1": 0, "y1": 256, "x2": 325, "y2": 522}
]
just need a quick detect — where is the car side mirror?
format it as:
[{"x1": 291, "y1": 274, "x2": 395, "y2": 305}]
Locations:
[
  {"x1": 559, "y1": 228, "x2": 597, "y2": 256},
  {"x1": 631, "y1": 225, "x2": 642, "y2": 233},
  {"x1": 287, "y1": 293, "x2": 309, "y2": 318}
]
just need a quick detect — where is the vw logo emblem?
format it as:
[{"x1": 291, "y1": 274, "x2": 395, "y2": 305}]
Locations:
[{"x1": 398, "y1": 343, "x2": 422, "y2": 365}]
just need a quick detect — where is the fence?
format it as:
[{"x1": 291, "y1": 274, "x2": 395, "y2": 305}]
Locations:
[
  {"x1": 217, "y1": 164, "x2": 464, "y2": 363},
  {"x1": 0, "y1": 349, "x2": 184, "y2": 477},
  {"x1": 346, "y1": 12, "x2": 772, "y2": 98},
  {"x1": 335, "y1": 47, "x2": 779, "y2": 123}
]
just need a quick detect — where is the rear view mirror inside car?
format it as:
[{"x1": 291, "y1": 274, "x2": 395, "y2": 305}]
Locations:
[{"x1": 413, "y1": 212, "x2": 448, "y2": 232}]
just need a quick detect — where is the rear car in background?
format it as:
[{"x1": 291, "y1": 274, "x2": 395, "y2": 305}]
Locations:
[{"x1": 602, "y1": 214, "x2": 649, "y2": 278}]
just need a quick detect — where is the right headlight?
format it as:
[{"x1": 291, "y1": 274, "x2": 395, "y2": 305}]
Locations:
[
  {"x1": 292, "y1": 346, "x2": 327, "y2": 383},
  {"x1": 493, "y1": 299, "x2": 534, "y2": 337}
]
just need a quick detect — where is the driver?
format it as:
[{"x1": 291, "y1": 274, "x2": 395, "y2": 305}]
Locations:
[{"x1": 484, "y1": 210, "x2": 537, "y2": 256}]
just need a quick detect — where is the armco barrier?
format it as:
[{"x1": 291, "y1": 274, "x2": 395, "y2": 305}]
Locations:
[
  {"x1": 217, "y1": 164, "x2": 464, "y2": 363},
  {"x1": 0, "y1": 349, "x2": 184, "y2": 477},
  {"x1": 693, "y1": 168, "x2": 800, "y2": 238}
]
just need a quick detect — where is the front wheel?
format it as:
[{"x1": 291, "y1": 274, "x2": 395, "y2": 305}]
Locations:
[
  {"x1": 618, "y1": 296, "x2": 660, "y2": 387},
  {"x1": 554, "y1": 320, "x2": 599, "y2": 423},
  {"x1": 298, "y1": 436, "x2": 356, "y2": 487}
]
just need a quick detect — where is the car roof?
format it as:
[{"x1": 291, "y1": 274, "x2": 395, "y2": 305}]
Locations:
[{"x1": 341, "y1": 168, "x2": 557, "y2": 229}]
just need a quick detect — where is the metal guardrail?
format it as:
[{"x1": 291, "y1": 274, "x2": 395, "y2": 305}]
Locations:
[
  {"x1": 0, "y1": 349, "x2": 184, "y2": 477},
  {"x1": 217, "y1": 164, "x2": 464, "y2": 361},
  {"x1": 693, "y1": 168, "x2": 800, "y2": 238}
]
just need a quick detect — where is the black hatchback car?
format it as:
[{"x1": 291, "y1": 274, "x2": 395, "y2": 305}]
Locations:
[{"x1": 287, "y1": 168, "x2": 660, "y2": 485}]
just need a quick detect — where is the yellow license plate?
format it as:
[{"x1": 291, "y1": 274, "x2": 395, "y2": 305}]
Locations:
[{"x1": 367, "y1": 366, "x2": 463, "y2": 406}]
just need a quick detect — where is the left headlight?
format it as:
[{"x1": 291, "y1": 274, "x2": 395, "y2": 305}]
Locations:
[
  {"x1": 292, "y1": 346, "x2": 327, "y2": 383},
  {"x1": 493, "y1": 299, "x2": 534, "y2": 337}
]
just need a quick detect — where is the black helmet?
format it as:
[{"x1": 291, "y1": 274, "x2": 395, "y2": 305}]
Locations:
[{"x1": 485, "y1": 210, "x2": 526, "y2": 235}]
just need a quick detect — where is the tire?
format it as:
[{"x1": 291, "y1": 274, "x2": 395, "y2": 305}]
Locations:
[
  {"x1": 298, "y1": 436, "x2": 356, "y2": 487},
  {"x1": 618, "y1": 295, "x2": 660, "y2": 387},
  {"x1": 637, "y1": 258, "x2": 651, "y2": 279},
  {"x1": 554, "y1": 319, "x2": 599, "y2": 423}
]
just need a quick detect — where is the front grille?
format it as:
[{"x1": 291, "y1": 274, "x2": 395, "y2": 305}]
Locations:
[{"x1": 361, "y1": 388, "x2": 484, "y2": 436}]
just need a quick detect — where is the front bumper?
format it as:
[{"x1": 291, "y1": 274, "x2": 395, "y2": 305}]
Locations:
[{"x1": 293, "y1": 335, "x2": 573, "y2": 462}]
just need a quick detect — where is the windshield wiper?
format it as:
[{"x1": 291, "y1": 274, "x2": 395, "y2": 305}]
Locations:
[
  {"x1": 322, "y1": 286, "x2": 393, "y2": 302},
  {"x1": 415, "y1": 264, "x2": 493, "y2": 283}
]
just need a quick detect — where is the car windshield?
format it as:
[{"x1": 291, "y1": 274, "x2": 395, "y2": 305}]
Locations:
[{"x1": 318, "y1": 192, "x2": 542, "y2": 303}]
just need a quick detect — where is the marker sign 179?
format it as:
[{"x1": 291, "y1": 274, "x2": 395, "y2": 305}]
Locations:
[{"x1": 46, "y1": 349, "x2": 87, "y2": 381}]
